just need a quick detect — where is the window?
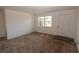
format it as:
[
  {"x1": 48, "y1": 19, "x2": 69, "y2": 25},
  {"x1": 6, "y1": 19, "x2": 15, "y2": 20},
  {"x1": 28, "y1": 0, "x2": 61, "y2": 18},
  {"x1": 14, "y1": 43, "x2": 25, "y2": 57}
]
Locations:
[{"x1": 38, "y1": 16, "x2": 52, "y2": 27}]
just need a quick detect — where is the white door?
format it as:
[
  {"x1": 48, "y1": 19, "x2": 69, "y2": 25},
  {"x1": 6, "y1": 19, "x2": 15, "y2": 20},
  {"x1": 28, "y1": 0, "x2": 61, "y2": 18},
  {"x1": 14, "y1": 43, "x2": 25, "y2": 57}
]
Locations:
[{"x1": 57, "y1": 14, "x2": 75, "y2": 38}]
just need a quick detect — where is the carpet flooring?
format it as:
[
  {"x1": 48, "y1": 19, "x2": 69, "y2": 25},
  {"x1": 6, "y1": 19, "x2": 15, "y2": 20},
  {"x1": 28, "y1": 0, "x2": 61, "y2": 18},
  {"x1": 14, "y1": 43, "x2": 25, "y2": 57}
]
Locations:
[
  {"x1": 0, "y1": 32, "x2": 78, "y2": 53},
  {"x1": 0, "y1": 37, "x2": 6, "y2": 41}
]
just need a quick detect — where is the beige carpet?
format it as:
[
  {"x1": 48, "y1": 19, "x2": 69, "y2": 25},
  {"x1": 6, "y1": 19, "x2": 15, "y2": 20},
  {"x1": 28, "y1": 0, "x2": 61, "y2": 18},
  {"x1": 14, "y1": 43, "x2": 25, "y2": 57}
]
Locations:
[{"x1": 0, "y1": 32, "x2": 78, "y2": 53}]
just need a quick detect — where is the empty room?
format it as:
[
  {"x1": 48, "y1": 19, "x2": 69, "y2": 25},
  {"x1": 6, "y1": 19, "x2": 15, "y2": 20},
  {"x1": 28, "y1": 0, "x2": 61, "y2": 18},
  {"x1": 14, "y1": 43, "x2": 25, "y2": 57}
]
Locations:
[{"x1": 0, "y1": 6, "x2": 79, "y2": 53}]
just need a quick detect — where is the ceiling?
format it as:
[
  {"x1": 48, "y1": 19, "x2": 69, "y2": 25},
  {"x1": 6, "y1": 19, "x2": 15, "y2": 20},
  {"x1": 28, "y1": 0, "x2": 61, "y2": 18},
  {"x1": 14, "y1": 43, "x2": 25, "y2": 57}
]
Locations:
[{"x1": 0, "y1": 6, "x2": 77, "y2": 14}]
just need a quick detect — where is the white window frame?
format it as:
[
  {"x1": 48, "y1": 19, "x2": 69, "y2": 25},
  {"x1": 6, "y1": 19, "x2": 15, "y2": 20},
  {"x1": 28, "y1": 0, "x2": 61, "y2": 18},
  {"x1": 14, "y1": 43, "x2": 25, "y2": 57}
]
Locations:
[{"x1": 38, "y1": 16, "x2": 52, "y2": 27}]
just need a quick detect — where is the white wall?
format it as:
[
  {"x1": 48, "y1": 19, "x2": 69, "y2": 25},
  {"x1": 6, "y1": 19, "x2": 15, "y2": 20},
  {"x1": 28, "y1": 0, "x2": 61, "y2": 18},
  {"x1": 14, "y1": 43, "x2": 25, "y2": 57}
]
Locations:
[
  {"x1": 35, "y1": 9, "x2": 77, "y2": 39},
  {"x1": 5, "y1": 9, "x2": 34, "y2": 39},
  {"x1": 76, "y1": 7, "x2": 79, "y2": 51},
  {"x1": 0, "y1": 9, "x2": 6, "y2": 37}
]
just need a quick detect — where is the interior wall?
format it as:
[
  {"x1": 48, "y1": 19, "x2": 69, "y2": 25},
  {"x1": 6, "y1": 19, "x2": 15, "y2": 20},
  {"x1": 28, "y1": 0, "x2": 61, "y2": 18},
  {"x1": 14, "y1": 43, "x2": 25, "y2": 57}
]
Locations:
[
  {"x1": 76, "y1": 7, "x2": 79, "y2": 51},
  {"x1": 34, "y1": 9, "x2": 77, "y2": 39},
  {"x1": 0, "y1": 9, "x2": 6, "y2": 37},
  {"x1": 5, "y1": 9, "x2": 34, "y2": 39}
]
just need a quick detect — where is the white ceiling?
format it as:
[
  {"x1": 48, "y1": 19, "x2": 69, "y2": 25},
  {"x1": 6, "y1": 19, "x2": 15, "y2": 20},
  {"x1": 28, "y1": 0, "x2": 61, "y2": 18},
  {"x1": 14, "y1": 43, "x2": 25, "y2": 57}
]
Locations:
[{"x1": 0, "y1": 6, "x2": 77, "y2": 14}]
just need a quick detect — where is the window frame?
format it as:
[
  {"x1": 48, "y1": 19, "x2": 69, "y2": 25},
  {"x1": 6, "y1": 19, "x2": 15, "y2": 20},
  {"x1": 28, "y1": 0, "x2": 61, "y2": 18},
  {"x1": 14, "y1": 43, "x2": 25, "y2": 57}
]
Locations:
[{"x1": 38, "y1": 16, "x2": 52, "y2": 27}]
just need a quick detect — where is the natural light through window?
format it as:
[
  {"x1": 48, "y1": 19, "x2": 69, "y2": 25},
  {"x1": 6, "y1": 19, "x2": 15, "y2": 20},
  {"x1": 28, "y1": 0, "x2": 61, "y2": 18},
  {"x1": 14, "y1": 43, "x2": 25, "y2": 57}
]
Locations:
[{"x1": 38, "y1": 16, "x2": 52, "y2": 27}]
